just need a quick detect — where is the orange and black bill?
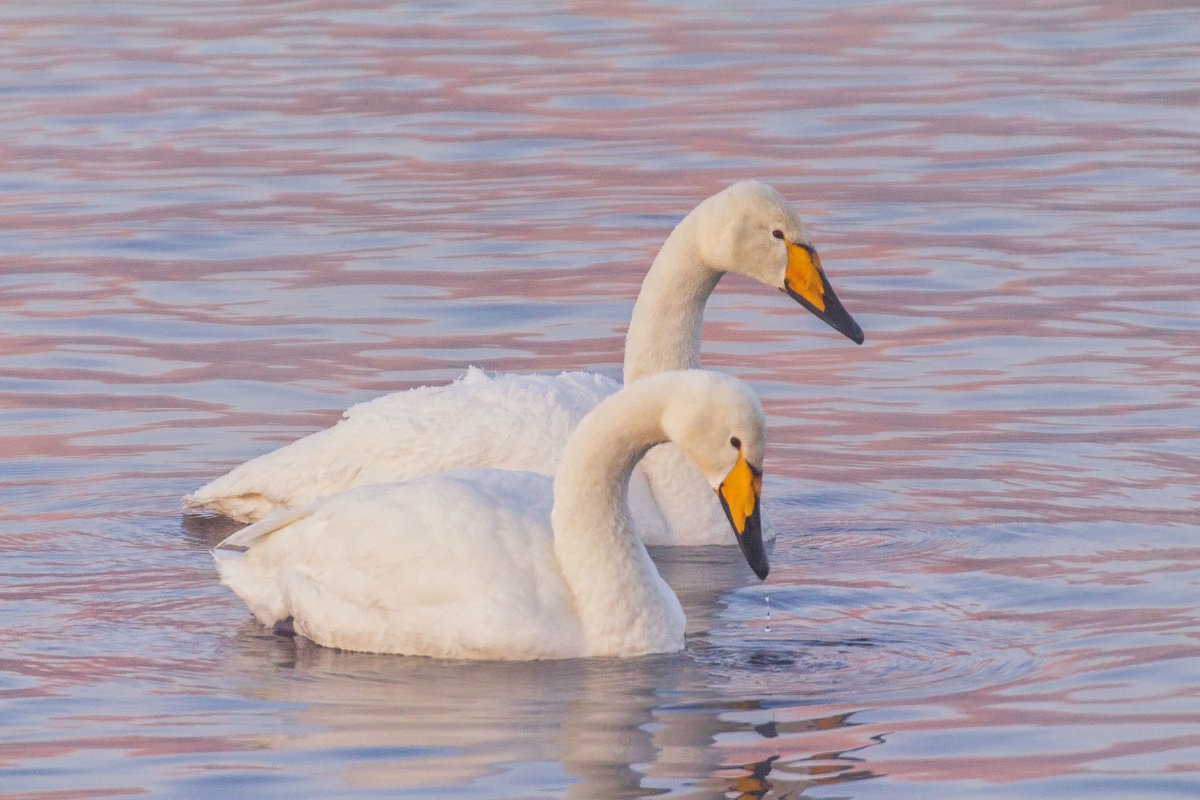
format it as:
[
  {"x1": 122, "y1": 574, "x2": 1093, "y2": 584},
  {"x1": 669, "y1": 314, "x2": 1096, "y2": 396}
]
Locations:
[
  {"x1": 783, "y1": 241, "x2": 864, "y2": 345},
  {"x1": 717, "y1": 452, "x2": 769, "y2": 580}
]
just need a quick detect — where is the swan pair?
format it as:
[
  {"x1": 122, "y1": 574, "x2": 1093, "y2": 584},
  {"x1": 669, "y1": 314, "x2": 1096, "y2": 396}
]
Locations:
[
  {"x1": 188, "y1": 181, "x2": 862, "y2": 544},
  {"x1": 215, "y1": 370, "x2": 767, "y2": 659},
  {"x1": 204, "y1": 181, "x2": 864, "y2": 659}
]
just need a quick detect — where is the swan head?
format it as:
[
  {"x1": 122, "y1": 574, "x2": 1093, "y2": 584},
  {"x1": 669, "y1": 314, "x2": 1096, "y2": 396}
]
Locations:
[
  {"x1": 693, "y1": 180, "x2": 864, "y2": 345},
  {"x1": 657, "y1": 371, "x2": 770, "y2": 579}
]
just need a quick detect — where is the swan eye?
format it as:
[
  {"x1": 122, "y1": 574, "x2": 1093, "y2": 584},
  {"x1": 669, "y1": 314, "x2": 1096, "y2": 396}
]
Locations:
[
  {"x1": 730, "y1": 436, "x2": 741, "y2": 449},
  {"x1": 772, "y1": 229, "x2": 785, "y2": 240}
]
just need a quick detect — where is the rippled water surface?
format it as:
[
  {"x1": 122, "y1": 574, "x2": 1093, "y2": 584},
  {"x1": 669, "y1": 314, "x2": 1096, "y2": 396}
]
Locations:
[{"x1": 3, "y1": 1, "x2": 1199, "y2": 797}]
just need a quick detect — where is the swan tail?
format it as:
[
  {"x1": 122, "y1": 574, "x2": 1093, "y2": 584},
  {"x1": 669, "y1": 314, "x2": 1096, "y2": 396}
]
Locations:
[
  {"x1": 212, "y1": 547, "x2": 288, "y2": 627},
  {"x1": 215, "y1": 505, "x2": 313, "y2": 550},
  {"x1": 211, "y1": 506, "x2": 317, "y2": 627}
]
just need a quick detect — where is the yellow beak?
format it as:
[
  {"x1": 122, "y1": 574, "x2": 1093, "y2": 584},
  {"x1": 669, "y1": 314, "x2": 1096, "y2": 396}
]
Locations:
[
  {"x1": 783, "y1": 241, "x2": 865, "y2": 345},
  {"x1": 716, "y1": 451, "x2": 768, "y2": 579}
]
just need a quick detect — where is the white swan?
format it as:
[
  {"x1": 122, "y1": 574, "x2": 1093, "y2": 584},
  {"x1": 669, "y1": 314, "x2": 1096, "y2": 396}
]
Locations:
[
  {"x1": 185, "y1": 180, "x2": 862, "y2": 544},
  {"x1": 212, "y1": 370, "x2": 769, "y2": 660}
]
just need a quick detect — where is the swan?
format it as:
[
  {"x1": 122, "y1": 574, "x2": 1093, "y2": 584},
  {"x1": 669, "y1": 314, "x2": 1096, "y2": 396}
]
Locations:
[
  {"x1": 212, "y1": 370, "x2": 769, "y2": 660},
  {"x1": 185, "y1": 180, "x2": 862, "y2": 544}
]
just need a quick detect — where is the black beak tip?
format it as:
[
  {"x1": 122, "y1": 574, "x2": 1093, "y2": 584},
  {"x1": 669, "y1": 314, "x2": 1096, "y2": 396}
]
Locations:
[
  {"x1": 737, "y1": 507, "x2": 770, "y2": 581},
  {"x1": 841, "y1": 316, "x2": 865, "y2": 345},
  {"x1": 720, "y1": 494, "x2": 770, "y2": 580},
  {"x1": 783, "y1": 283, "x2": 864, "y2": 345},
  {"x1": 818, "y1": 280, "x2": 864, "y2": 345}
]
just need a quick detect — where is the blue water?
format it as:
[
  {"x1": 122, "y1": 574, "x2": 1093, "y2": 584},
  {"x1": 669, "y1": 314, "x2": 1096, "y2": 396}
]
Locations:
[{"x1": 2, "y1": 1, "x2": 1199, "y2": 797}]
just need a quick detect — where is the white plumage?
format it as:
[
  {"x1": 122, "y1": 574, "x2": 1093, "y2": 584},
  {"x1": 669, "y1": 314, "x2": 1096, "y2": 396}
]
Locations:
[
  {"x1": 213, "y1": 370, "x2": 770, "y2": 660},
  {"x1": 187, "y1": 181, "x2": 862, "y2": 544}
]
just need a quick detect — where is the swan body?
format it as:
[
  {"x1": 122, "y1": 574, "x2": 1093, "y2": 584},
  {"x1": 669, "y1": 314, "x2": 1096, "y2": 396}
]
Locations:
[
  {"x1": 213, "y1": 370, "x2": 769, "y2": 660},
  {"x1": 186, "y1": 181, "x2": 862, "y2": 545}
]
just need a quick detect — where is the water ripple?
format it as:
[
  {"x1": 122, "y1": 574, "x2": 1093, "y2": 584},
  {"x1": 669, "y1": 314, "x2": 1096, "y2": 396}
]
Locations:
[{"x1": 3, "y1": 1, "x2": 1200, "y2": 797}]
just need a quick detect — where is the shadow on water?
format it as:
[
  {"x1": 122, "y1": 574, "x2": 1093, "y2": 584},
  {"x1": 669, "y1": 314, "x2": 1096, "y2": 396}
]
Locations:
[{"x1": 180, "y1": 512, "x2": 245, "y2": 548}]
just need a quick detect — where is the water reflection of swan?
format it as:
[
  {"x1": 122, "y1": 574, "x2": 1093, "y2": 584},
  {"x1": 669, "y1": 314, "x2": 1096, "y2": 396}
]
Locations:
[
  {"x1": 219, "y1": 572, "x2": 877, "y2": 798},
  {"x1": 185, "y1": 181, "x2": 863, "y2": 545},
  {"x1": 214, "y1": 370, "x2": 770, "y2": 659}
]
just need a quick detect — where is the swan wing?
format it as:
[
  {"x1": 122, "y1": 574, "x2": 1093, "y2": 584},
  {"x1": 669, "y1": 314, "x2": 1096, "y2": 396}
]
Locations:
[
  {"x1": 214, "y1": 471, "x2": 585, "y2": 659},
  {"x1": 185, "y1": 368, "x2": 618, "y2": 522}
]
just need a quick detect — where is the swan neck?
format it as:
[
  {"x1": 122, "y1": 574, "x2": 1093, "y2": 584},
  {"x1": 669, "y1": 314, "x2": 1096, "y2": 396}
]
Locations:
[
  {"x1": 551, "y1": 384, "x2": 680, "y2": 653},
  {"x1": 623, "y1": 213, "x2": 722, "y2": 384}
]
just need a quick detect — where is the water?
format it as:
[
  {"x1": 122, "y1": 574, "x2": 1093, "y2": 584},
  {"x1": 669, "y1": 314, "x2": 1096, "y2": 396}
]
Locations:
[{"x1": 2, "y1": 1, "x2": 1199, "y2": 797}]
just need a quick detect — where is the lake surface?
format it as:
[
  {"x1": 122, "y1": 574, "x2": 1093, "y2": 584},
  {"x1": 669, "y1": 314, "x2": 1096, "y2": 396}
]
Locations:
[{"x1": 3, "y1": 1, "x2": 1199, "y2": 797}]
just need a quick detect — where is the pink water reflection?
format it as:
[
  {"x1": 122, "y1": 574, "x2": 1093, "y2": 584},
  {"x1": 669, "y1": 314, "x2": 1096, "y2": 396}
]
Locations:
[{"x1": 2, "y1": 0, "x2": 1200, "y2": 797}]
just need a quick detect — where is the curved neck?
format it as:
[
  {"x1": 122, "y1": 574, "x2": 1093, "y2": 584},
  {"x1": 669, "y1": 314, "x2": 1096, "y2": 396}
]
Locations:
[
  {"x1": 623, "y1": 213, "x2": 723, "y2": 384},
  {"x1": 550, "y1": 382, "x2": 682, "y2": 654}
]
